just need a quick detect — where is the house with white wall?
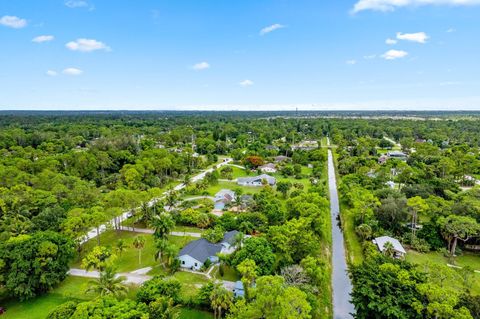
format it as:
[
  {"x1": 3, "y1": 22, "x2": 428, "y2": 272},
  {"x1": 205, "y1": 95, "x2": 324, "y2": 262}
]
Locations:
[{"x1": 178, "y1": 230, "x2": 241, "y2": 270}]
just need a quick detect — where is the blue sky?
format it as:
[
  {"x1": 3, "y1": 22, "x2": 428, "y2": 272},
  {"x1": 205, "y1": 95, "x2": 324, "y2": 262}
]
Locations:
[{"x1": 1, "y1": 0, "x2": 480, "y2": 110}]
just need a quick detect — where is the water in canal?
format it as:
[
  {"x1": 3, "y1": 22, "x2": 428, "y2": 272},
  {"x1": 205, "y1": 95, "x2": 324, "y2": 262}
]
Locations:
[{"x1": 328, "y1": 148, "x2": 355, "y2": 319}]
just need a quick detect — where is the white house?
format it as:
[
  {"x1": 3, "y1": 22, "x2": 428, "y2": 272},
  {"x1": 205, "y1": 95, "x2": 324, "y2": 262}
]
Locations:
[
  {"x1": 373, "y1": 236, "x2": 406, "y2": 259},
  {"x1": 178, "y1": 231, "x2": 241, "y2": 270},
  {"x1": 237, "y1": 174, "x2": 276, "y2": 187},
  {"x1": 259, "y1": 163, "x2": 277, "y2": 173}
]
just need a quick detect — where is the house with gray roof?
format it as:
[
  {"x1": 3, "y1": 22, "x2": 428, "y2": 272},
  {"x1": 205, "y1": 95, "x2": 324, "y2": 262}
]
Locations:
[
  {"x1": 373, "y1": 236, "x2": 406, "y2": 259},
  {"x1": 178, "y1": 230, "x2": 241, "y2": 270},
  {"x1": 237, "y1": 174, "x2": 276, "y2": 187}
]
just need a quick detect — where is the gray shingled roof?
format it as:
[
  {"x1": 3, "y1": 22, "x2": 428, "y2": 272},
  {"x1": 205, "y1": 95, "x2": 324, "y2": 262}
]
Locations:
[
  {"x1": 178, "y1": 239, "x2": 222, "y2": 263},
  {"x1": 222, "y1": 230, "x2": 240, "y2": 245}
]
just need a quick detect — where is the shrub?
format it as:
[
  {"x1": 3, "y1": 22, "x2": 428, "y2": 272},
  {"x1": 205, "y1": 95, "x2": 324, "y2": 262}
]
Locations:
[
  {"x1": 47, "y1": 301, "x2": 78, "y2": 319},
  {"x1": 136, "y1": 276, "x2": 181, "y2": 304}
]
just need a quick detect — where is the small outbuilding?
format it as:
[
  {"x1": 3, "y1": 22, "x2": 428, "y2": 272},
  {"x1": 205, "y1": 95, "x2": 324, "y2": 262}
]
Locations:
[{"x1": 373, "y1": 236, "x2": 406, "y2": 259}]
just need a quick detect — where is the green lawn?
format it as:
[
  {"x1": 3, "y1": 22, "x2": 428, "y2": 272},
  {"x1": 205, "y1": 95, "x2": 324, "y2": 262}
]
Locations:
[
  {"x1": 205, "y1": 181, "x2": 265, "y2": 196},
  {"x1": 73, "y1": 230, "x2": 195, "y2": 273},
  {"x1": 225, "y1": 165, "x2": 249, "y2": 179},
  {"x1": 407, "y1": 250, "x2": 480, "y2": 270},
  {"x1": 172, "y1": 271, "x2": 210, "y2": 298},
  {"x1": 339, "y1": 203, "x2": 364, "y2": 266},
  {"x1": 0, "y1": 274, "x2": 208, "y2": 319},
  {"x1": 173, "y1": 225, "x2": 205, "y2": 233},
  {"x1": 212, "y1": 265, "x2": 240, "y2": 282},
  {"x1": 0, "y1": 277, "x2": 91, "y2": 319},
  {"x1": 407, "y1": 250, "x2": 480, "y2": 295}
]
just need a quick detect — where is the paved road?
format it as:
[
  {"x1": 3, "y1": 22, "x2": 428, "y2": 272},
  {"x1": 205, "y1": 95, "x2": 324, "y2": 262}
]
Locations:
[
  {"x1": 327, "y1": 140, "x2": 355, "y2": 319},
  {"x1": 79, "y1": 158, "x2": 232, "y2": 244}
]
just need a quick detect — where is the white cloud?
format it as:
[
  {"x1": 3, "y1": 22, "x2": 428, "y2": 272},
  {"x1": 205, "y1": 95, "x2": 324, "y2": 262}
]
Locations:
[
  {"x1": 66, "y1": 38, "x2": 110, "y2": 52},
  {"x1": 447, "y1": 28, "x2": 456, "y2": 33},
  {"x1": 352, "y1": 0, "x2": 480, "y2": 13},
  {"x1": 65, "y1": 0, "x2": 88, "y2": 8},
  {"x1": 192, "y1": 62, "x2": 210, "y2": 71},
  {"x1": 62, "y1": 68, "x2": 83, "y2": 76},
  {"x1": 386, "y1": 38, "x2": 397, "y2": 45},
  {"x1": 260, "y1": 24, "x2": 285, "y2": 35},
  {"x1": 363, "y1": 54, "x2": 377, "y2": 59},
  {"x1": 239, "y1": 79, "x2": 254, "y2": 87},
  {"x1": 0, "y1": 15, "x2": 27, "y2": 29},
  {"x1": 381, "y1": 49, "x2": 408, "y2": 60},
  {"x1": 46, "y1": 70, "x2": 58, "y2": 76},
  {"x1": 346, "y1": 60, "x2": 357, "y2": 65},
  {"x1": 32, "y1": 35, "x2": 54, "y2": 43},
  {"x1": 397, "y1": 32, "x2": 429, "y2": 43}
]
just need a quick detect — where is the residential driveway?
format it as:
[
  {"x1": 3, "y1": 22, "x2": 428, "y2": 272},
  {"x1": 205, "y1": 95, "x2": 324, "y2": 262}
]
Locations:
[
  {"x1": 68, "y1": 268, "x2": 152, "y2": 284},
  {"x1": 119, "y1": 226, "x2": 202, "y2": 238}
]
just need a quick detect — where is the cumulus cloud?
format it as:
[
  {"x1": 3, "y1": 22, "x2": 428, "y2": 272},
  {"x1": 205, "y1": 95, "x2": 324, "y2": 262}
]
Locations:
[
  {"x1": 46, "y1": 70, "x2": 58, "y2": 76},
  {"x1": 32, "y1": 35, "x2": 54, "y2": 43},
  {"x1": 0, "y1": 15, "x2": 27, "y2": 29},
  {"x1": 346, "y1": 60, "x2": 357, "y2": 65},
  {"x1": 381, "y1": 49, "x2": 408, "y2": 60},
  {"x1": 192, "y1": 62, "x2": 210, "y2": 71},
  {"x1": 260, "y1": 24, "x2": 285, "y2": 35},
  {"x1": 239, "y1": 79, "x2": 254, "y2": 87},
  {"x1": 352, "y1": 0, "x2": 480, "y2": 13},
  {"x1": 386, "y1": 38, "x2": 397, "y2": 45},
  {"x1": 397, "y1": 32, "x2": 429, "y2": 43},
  {"x1": 62, "y1": 68, "x2": 83, "y2": 75},
  {"x1": 66, "y1": 38, "x2": 110, "y2": 52}
]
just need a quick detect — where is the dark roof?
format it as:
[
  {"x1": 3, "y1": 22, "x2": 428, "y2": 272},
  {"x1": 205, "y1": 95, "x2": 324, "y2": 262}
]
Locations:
[
  {"x1": 222, "y1": 230, "x2": 240, "y2": 245},
  {"x1": 178, "y1": 239, "x2": 222, "y2": 263}
]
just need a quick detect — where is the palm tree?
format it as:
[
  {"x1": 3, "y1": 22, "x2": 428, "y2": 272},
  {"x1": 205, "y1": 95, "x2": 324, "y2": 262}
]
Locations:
[
  {"x1": 210, "y1": 284, "x2": 233, "y2": 319},
  {"x1": 163, "y1": 243, "x2": 179, "y2": 268},
  {"x1": 183, "y1": 173, "x2": 192, "y2": 187},
  {"x1": 86, "y1": 267, "x2": 128, "y2": 298},
  {"x1": 152, "y1": 212, "x2": 175, "y2": 241},
  {"x1": 149, "y1": 297, "x2": 181, "y2": 319},
  {"x1": 166, "y1": 188, "x2": 179, "y2": 208},
  {"x1": 383, "y1": 241, "x2": 395, "y2": 258},
  {"x1": 116, "y1": 239, "x2": 127, "y2": 257},
  {"x1": 155, "y1": 238, "x2": 168, "y2": 267},
  {"x1": 355, "y1": 224, "x2": 372, "y2": 241},
  {"x1": 132, "y1": 235, "x2": 146, "y2": 265}
]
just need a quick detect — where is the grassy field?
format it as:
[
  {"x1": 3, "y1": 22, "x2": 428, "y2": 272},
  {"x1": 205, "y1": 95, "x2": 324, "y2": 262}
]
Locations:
[
  {"x1": 212, "y1": 265, "x2": 240, "y2": 282},
  {"x1": 1, "y1": 277, "x2": 93, "y2": 319},
  {"x1": 173, "y1": 225, "x2": 205, "y2": 233},
  {"x1": 72, "y1": 230, "x2": 195, "y2": 273},
  {"x1": 407, "y1": 250, "x2": 480, "y2": 295},
  {"x1": 225, "y1": 165, "x2": 249, "y2": 179},
  {"x1": 172, "y1": 271, "x2": 210, "y2": 298},
  {"x1": 332, "y1": 148, "x2": 364, "y2": 266},
  {"x1": 205, "y1": 181, "x2": 265, "y2": 196},
  {"x1": 0, "y1": 274, "x2": 212, "y2": 319}
]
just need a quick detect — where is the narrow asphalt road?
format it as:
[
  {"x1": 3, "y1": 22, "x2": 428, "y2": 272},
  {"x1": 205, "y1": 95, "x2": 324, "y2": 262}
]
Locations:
[{"x1": 327, "y1": 140, "x2": 355, "y2": 319}]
